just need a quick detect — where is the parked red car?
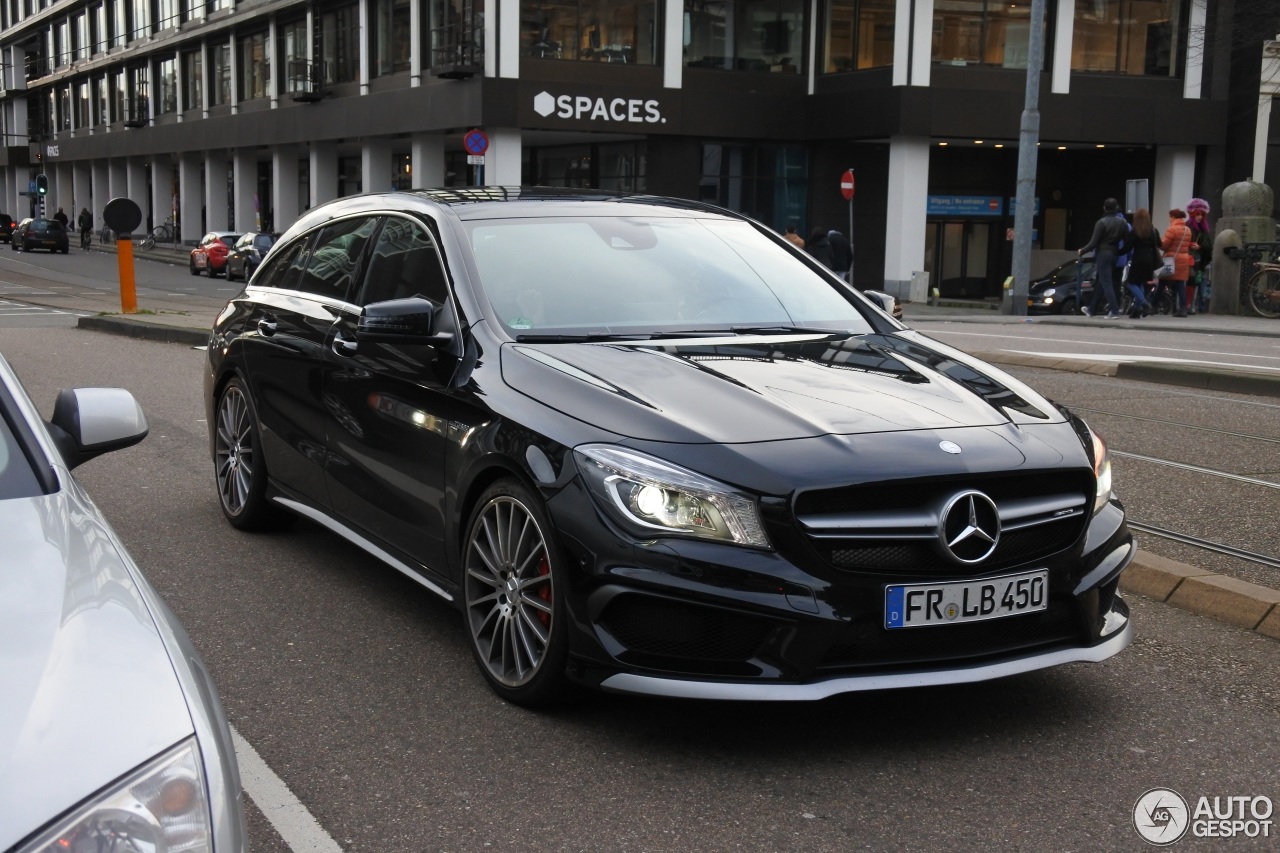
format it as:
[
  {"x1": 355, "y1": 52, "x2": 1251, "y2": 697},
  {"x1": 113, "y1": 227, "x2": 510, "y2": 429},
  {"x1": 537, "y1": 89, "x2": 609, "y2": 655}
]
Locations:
[{"x1": 189, "y1": 231, "x2": 241, "y2": 277}]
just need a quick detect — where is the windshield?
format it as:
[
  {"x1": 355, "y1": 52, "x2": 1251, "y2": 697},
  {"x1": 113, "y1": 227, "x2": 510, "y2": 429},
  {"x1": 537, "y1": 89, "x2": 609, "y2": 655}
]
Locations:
[{"x1": 464, "y1": 216, "x2": 876, "y2": 337}]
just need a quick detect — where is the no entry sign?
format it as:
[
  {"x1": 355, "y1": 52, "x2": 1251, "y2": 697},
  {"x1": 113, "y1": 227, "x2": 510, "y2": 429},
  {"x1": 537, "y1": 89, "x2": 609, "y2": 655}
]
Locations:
[{"x1": 840, "y1": 169, "x2": 855, "y2": 201}]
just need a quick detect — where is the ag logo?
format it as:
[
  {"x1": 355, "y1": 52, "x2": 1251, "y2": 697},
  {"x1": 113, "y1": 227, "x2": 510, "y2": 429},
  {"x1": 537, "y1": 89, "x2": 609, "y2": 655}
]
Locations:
[{"x1": 1134, "y1": 788, "x2": 1190, "y2": 845}]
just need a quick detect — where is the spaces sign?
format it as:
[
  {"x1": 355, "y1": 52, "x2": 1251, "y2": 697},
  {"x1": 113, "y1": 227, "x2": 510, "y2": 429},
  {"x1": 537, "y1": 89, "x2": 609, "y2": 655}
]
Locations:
[{"x1": 529, "y1": 89, "x2": 669, "y2": 128}]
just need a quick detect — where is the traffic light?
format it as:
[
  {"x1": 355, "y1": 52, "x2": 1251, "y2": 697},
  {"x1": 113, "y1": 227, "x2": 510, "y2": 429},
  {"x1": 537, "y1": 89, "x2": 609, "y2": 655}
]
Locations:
[{"x1": 35, "y1": 174, "x2": 48, "y2": 196}]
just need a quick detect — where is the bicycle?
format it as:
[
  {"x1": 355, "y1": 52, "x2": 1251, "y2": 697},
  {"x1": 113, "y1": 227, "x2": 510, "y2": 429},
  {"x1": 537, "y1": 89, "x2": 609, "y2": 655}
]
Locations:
[
  {"x1": 80, "y1": 228, "x2": 91, "y2": 251},
  {"x1": 1246, "y1": 260, "x2": 1280, "y2": 318},
  {"x1": 139, "y1": 218, "x2": 176, "y2": 251},
  {"x1": 99, "y1": 224, "x2": 115, "y2": 245}
]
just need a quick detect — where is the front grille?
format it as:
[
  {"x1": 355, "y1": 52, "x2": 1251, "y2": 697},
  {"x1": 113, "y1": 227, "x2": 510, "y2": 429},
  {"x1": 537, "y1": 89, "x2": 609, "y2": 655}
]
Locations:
[
  {"x1": 597, "y1": 595, "x2": 773, "y2": 664},
  {"x1": 796, "y1": 471, "x2": 1092, "y2": 575},
  {"x1": 818, "y1": 604, "x2": 1081, "y2": 671}
]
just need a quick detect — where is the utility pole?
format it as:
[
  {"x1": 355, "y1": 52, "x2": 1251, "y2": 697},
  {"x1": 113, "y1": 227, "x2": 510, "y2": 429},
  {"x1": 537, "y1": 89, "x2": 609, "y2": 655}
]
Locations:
[{"x1": 1005, "y1": 0, "x2": 1048, "y2": 316}]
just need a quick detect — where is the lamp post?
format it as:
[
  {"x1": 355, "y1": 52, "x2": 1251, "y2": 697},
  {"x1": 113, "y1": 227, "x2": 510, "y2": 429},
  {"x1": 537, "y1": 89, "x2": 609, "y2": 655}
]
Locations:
[{"x1": 1005, "y1": 0, "x2": 1048, "y2": 316}]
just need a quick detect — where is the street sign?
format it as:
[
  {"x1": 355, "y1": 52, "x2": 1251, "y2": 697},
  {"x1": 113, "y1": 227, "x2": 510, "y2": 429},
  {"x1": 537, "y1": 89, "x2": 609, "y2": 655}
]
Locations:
[
  {"x1": 466, "y1": 154, "x2": 485, "y2": 165},
  {"x1": 464, "y1": 129, "x2": 490, "y2": 156},
  {"x1": 840, "y1": 169, "x2": 855, "y2": 201}
]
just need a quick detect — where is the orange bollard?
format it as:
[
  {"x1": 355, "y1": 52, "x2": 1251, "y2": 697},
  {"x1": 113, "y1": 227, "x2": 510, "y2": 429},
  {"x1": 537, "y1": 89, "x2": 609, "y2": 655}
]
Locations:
[{"x1": 117, "y1": 238, "x2": 137, "y2": 314}]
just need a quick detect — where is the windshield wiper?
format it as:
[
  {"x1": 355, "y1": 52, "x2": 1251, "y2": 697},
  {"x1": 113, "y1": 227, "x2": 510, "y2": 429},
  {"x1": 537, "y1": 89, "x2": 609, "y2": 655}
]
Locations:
[
  {"x1": 729, "y1": 325, "x2": 850, "y2": 336},
  {"x1": 514, "y1": 333, "x2": 660, "y2": 343}
]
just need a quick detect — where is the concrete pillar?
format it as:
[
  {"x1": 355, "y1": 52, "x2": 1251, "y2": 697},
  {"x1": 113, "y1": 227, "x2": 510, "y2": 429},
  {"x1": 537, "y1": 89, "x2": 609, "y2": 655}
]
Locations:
[
  {"x1": 411, "y1": 133, "x2": 445, "y2": 188},
  {"x1": 310, "y1": 143, "x2": 338, "y2": 208},
  {"x1": 1051, "y1": 0, "x2": 1074, "y2": 94},
  {"x1": 909, "y1": 0, "x2": 932, "y2": 86},
  {"x1": 108, "y1": 159, "x2": 127, "y2": 208},
  {"x1": 151, "y1": 155, "x2": 175, "y2": 240},
  {"x1": 205, "y1": 152, "x2": 231, "y2": 230},
  {"x1": 125, "y1": 158, "x2": 148, "y2": 232},
  {"x1": 362, "y1": 138, "x2": 394, "y2": 194},
  {"x1": 883, "y1": 136, "x2": 930, "y2": 299},
  {"x1": 272, "y1": 145, "x2": 301, "y2": 232},
  {"x1": 233, "y1": 149, "x2": 258, "y2": 232},
  {"x1": 92, "y1": 160, "x2": 111, "y2": 226},
  {"x1": 72, "y1": 162, "x2": 92, "y2": 222},
  {"x1": 1153, "y1": 146, "x2": 1196, "y2": 220},
  {"x1": 179, "y1": 153, "x2": 202, "y2": 243},
  {"x1": 486, "y1": 128, "x2": 522, "y2": 186},
  {"x1": 498, "y1": 0, "x2": 518, "y2": 78}
]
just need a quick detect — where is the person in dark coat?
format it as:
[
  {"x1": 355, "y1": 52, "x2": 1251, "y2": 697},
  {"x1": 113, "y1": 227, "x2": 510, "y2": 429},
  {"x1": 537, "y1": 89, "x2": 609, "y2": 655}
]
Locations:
[
  {"x1": 1124, "y1": 208, "x2": 1161, "y2": 318},
  {"x1": 1076, "y1": 198, "x2": 1128, "y2": 319},
  {"x1": 827, "y1": 229, "x2": 852, "y2": 280},
  {"x1": 806, "y1": 229, "x2": 834, "y2": 270}
]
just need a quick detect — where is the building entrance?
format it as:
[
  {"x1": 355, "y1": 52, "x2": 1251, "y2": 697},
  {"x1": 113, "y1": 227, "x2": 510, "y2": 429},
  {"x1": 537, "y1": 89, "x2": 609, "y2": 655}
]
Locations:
[{"x1": 925, "y1": 220, "x2": 1000, "y2": 299}]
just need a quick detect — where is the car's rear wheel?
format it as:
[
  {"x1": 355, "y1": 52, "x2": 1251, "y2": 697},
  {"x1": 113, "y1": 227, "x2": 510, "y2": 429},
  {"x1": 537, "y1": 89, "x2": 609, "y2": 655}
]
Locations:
[
  {"x1": 214, "y1": 378, "x2": 291, "y2": 530},
  {"x1": 463, "y1": 479, "x2": 571, "y2": 706}
]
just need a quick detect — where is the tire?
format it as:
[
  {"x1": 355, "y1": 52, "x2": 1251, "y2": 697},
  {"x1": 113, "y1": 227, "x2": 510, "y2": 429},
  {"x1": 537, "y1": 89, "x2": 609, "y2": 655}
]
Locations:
[
  {"x1": 463, "y1": 478, "x2": 571, "y2": 706},
  {"x1": 214, "y1": 378, "x2": 292, "y2": 531},
  {"x1": 140, "y1": 235, "x2": 156, "y2": 251},
  {"x1": 1247, "y1": 269, "x2": 1280, "y2": 319},
  {"x1": 1058, "y1": 297, "x2": 1078, "y2": 315},
  {"x1": 226, "y1": 264, "x2": 239, "y2": 282}
]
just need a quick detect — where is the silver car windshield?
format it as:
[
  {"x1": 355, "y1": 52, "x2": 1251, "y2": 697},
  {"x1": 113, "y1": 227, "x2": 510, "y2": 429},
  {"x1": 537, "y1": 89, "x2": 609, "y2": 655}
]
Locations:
[{"x1": 464, "y1": 217, "x2": 875, "y2": 337}]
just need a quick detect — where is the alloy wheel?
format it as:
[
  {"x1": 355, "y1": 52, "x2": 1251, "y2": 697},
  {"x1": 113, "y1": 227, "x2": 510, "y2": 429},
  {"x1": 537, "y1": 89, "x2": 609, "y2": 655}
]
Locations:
[
  {"x1": 464, "y1": 495, "x2": 556, "y2": 688},
  {"x1": 215, "y1": 384, "x2": 254, "y2": 517}
]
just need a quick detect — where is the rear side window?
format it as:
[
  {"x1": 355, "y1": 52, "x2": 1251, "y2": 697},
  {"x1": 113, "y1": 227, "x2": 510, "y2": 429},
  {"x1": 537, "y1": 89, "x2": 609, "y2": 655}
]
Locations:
[
  {"x1": 0, "y1": 408, "x2": 44, "y2": 500},
  {"x1": 252, "y1": 237, "x2": 311, "y2": 290},
  {"x1": 357, "y1": 217, "x2": 449, "y2": 307},
  {"x1": 293, "y1": 217, "x2": 380, "y2": 301}
]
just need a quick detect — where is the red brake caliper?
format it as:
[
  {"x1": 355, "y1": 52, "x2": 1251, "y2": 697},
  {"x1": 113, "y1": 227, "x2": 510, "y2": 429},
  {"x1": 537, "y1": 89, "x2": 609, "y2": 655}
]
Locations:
[{"x1": 536, "y1": 554, "x2": 552, "y2": 627}]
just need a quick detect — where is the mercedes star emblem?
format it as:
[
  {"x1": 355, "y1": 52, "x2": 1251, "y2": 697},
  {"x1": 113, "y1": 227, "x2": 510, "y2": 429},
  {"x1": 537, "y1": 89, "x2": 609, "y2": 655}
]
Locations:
[{"x1": 938, "y1": 490, "x2": 1001, "y2": 564}]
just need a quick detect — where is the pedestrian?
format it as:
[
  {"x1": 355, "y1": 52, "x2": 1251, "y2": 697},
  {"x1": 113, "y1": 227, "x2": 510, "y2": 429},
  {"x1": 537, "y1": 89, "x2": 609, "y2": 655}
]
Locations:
[
  {"x1": 783, "y1": 225, "x2": 805, "y2": 249},
  {"x1": 1185, "y1": 197, "x2": 1212, "y2": 314},
  {"x1": 53, "y1": 206, "x2": 69, "y2": 228},
  {"x1": 805, "y1": 228, "x2": 834, "y2": 270},
  {"x1": 76, "y1": 207, "x2": 92, "y2": 249},
  {"x1": 1124, "y1": 208, "x2": 1161, "y2": 318},
  {"x1": 1154, "y1": 208, "x2": 1195, "y2": 317},
  {"x1": 1075, "y1": 197, "x2": 1128, "y2": 319},
  {"x1": 827, "y1": 229, "x2": 852, "y2": 280}
]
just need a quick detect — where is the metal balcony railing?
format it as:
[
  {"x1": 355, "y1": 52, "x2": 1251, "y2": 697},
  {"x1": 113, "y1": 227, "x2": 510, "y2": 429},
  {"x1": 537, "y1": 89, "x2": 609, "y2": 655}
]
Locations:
[
  {"x1": 122, "y1": 97, "x2": 149, "y2": 127},
  {"x1": 287, "y1": 59, "x2": 327, "y2": 102},
  {"x1": 430, "y1": 22, "x2": 483, "y2": 78}
]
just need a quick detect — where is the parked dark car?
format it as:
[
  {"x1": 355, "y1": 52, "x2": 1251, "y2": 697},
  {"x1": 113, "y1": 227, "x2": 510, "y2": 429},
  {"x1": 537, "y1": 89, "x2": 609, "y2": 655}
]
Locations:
[
  {"x1": 1026, "y1": 258, "x2": 1095, "y2": 314},
  {"x1": 224, "y1": 231, "x2": 280, "y2": 281},
  {"x1": 0, "y1": 213, "x2": 14, "y2": 243},
  {"x1": 205, "y1": 188, "x2": 1133, "y2": 706},
  {"x1": 0, "y1": 354, "x2": 247, "y2": 853},
  {"x1": 11, "y1": 217, "x2": 69, "y2": 253},
  {"x1": 190, "y1": 231, "x2": 240, "y2": 276}
]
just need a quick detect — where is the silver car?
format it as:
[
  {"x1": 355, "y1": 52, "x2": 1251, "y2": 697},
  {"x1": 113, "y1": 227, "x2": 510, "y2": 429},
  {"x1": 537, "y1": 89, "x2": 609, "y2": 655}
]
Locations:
[{"x1": 0, "y1": 353, "x2": 247, "y2": 853}]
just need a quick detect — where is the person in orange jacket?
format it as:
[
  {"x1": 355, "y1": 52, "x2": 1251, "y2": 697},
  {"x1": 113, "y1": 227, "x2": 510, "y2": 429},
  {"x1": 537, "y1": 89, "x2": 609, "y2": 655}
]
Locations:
[{"x1": 1153, "y1": 208, "x2": 1196, "y2": 317}]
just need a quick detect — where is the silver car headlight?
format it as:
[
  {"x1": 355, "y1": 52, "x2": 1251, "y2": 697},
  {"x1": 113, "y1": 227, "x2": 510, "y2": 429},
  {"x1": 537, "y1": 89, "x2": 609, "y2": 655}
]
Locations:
[
  {"x1": 575, "y1": 444, "x2": 771, "y2": 548},
  {"x1": 20, "y1": 738, "x2": 213, "y2": 853},
  {"x1": 1088, "y1": 427, "x2": 1114, "y2": 515}
]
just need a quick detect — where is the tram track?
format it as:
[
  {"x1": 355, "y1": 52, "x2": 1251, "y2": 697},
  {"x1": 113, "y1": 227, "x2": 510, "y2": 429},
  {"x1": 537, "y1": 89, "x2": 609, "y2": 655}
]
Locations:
[
  {"x1": 1126, "y1": 521, "x2": 1280, "y2": 572},
  {"x1": 1069, "y1": 405, "x2": 1280, "y2": 445}
]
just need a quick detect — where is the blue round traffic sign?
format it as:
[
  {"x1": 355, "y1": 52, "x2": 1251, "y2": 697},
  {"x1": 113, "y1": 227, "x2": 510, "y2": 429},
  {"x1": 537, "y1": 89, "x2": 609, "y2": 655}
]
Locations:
[{"x1": 464, "y1": 129, "x2": 489, "y2": 156}]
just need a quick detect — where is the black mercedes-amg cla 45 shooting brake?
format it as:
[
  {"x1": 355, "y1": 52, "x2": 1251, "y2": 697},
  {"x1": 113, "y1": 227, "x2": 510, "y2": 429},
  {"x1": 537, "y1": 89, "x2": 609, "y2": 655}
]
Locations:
[{"x1": 205, "y1": 188, "x2": 1133, "y2": 706}]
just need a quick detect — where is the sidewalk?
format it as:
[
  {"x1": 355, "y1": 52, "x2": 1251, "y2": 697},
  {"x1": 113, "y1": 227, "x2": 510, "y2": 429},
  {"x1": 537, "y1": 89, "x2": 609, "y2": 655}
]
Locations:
[{"x1": 62, "y1": 247, "x2": 1280, "y2": 644}]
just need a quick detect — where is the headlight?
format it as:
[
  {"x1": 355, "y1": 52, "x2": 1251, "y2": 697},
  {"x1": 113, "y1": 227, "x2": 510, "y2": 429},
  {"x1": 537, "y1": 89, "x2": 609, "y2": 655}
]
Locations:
[
  {"x1": 20, "y1": 739, "x2": 213, "y2": 853},
  {"x1": 575, "y1": 444, "x2": 771, "y2": 548},
  {"x1": 1042, "y1": 287, "x2": 1056, "y2": 297},
  {"x1": 1089, "y1": 428, "x2": 1113, "y2": 514}
]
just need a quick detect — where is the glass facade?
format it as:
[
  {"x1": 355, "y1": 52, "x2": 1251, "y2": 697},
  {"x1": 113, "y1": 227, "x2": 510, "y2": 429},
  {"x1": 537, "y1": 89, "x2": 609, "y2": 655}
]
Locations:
[
  {"x1": 211, "y1": 42, "x2": 230, "y2": 105},
  {"x1": 1073, "y1": 0, "x2": 1180, "y2": 76},
  {"x1": 240, "y1": 31, "x2": 270, "y2": 99},
  {"x1": 158, "y1": 56, "x2": 177, "y2": 114},
  {"x1": 184, "y1": 49, "x2": 203, "y2": 110},
  {"x1": 522, "y1": 0, "x2": 658, "y2": 64},
  {"x1": 699, "y1": 143, "x2": 807, "y2": 234},
  {"x1": 931, "y1": 0, "x2": 1034, "y2": 68},
  {"x1": 823, "y1": 0, "x2": 893, "y2": 73},
  {"x1": 319, "y1": 3, "x2": 361, "y2": 84},
  {"x1": 372, "y1": 0, "x2": 412, "y2": 76},
  {"x1": 684, "y1": 0, "x2": 804, "y2": 72}
]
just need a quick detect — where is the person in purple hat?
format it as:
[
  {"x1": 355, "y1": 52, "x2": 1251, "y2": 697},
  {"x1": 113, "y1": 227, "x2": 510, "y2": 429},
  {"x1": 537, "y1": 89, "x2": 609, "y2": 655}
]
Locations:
[{"x1": 1185, "y1": 197, "x2": 1212, "y2": 314}]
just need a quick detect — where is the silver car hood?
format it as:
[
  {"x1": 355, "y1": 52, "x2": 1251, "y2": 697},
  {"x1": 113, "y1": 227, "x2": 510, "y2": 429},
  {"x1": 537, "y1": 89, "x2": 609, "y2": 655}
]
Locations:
[{"x1": 0, "y1": 489, "x2": 193, "y2": 849}]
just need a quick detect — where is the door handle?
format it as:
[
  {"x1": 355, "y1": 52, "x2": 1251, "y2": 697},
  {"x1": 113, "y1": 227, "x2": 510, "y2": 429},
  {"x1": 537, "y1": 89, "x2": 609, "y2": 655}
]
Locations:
[
  {"x1": 257, "y1": 316, "x2": 277, "y2": 336},
  {"x1": 332, "y1": 333, "x2": 358, "y2": 357}
]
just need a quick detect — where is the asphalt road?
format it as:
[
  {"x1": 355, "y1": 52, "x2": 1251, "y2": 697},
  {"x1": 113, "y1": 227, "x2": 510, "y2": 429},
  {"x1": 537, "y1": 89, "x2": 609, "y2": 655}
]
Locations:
[{"x1": 0, "y1": 328, "x2": 1277, "y2": 851}]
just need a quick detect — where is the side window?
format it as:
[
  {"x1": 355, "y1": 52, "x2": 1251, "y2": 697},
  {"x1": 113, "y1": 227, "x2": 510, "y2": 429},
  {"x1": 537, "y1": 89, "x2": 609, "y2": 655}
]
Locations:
[
  {"x1": 252, "y1": 235, "x2": 311, "y2": 290},
  {"x1": 293, "y1": 216, "x2": 380, "y2": 301},
  {"x1": 357, "y1": 216, "x2": 450, "y2": 307}
]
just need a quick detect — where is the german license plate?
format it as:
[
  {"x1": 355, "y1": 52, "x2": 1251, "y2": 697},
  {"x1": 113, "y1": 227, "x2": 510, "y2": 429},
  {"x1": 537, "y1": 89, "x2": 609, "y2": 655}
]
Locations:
[{"x1": 884, "y1": 570, "x2": 1048, "y2": 629}]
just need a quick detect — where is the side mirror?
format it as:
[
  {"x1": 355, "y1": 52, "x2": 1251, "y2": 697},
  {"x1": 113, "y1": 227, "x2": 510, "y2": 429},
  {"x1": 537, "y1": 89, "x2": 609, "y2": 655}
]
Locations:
[
  {"x1": 862, "y1": 290, "x2": 896, "y2": 315},
  {"x1": 47, "y1": 388, "x2": 149, "y2": 469},
  {"x1": 357, "y1": 297, "x2": 454, "y2": 347}
]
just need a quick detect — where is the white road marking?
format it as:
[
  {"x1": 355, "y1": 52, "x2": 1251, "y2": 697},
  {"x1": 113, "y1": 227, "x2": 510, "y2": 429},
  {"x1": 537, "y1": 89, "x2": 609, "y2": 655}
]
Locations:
[
  {"x1": 231, "y1": 726, "x2": 345, "y2": 853},
  {"x1": 922, "y1": 328, "x2": 1280, "y2": 363},
  {"x1": 1001, "y1": 350, "x2": 1280, "y2": 373}
]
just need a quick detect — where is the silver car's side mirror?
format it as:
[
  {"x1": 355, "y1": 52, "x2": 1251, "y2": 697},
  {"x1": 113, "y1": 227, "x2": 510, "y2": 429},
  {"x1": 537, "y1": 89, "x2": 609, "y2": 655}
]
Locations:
[{"x1": 48, "y1": 387, "x2": 149, "y2": 468}]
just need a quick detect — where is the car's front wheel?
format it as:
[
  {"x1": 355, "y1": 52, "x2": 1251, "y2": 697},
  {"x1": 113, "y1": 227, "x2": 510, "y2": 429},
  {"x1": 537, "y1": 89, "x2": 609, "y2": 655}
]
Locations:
[
  {"x1": 463, "y1": 479, "x2": 571, "y2": 706},
  {"x1": 214, "y1": 378, "x2": 291, "y2": 530},
  {"x1": 1059, "y1": 297, "x2": 1078, "y2": 315}
]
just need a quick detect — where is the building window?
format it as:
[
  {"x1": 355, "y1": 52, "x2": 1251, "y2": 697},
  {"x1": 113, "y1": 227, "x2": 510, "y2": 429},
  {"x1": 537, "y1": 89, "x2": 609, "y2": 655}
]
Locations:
[
  {"x1": 57, "y1": 85, "x2": 72, "y2": 131},
  {"x1": 157, "y1": 0, "x2": 179, "y2": 29},
  {"x1": 211, "y1": 0, "x2": 233, "y2": 11},
  {"x1": 131, "y1": 0, "x2": 151, "y2": 40},
  {"x1": 157, "y1": 56, "x2": 177, "y2": 113},
  {"x1": 91, "y1": 3, "x2": 106, "y2": 52},
  {"x1": 183, "y1": 49, "x2": 203, "y2": 109},
  {"x1": 932, "y1": 0, "x2": 1033, "y2": 68},
  {"x1": 111, "y1": 68, "x2": 126, "y2": 121},
  {"x1": 127, "y1": 64, "x2": 148, "y2": 121},
  {"x1": 522, "y1": 0, "x2": 659, "y2": 64},
  {"x1": 823, "y1": 0, "x2": 892, "y2": 73},
  {"x1": 110, "y1": 0, "x2": 127, "y2": 47},
  {"x1": 699, "y1": 143, "x2": 807, "y2": 234},
  {"x1": 95, "y1": 74, "x2": 109, "y2": 124},
  {"x1": 319, "y1": 3, "x2": 360, "y2": 83},
  {"x1": 683, "y1": 0, "x2": 802, "y2": 73},
  {"x1": 1073, "y1": 0, "x2": 1180, "y2": 76},
  {"x1": 75, "y1": 12, "x2": 90, "y2": 60},
  {"x1": 211, "y1": 42, "x2": 231, "y2": 105},
  {"x1": 55, "y1": 17, "x2": 71, "y2": 67},
  {"x1": 76, "y1": 81, "x2": 90, "y2": 127},
  {"x1": 372, "y1": 0, "x2": 412, "y2": 76},
  {"x1": 240, "y1": 31, "x2": 270, "y2": 99},
  {"x1": 279, "y1": 18, "x2": 309, "y2": 92},
  {"x1": 430, "y1": 0, "x2": 484, "y2": 71},
  {"x1": 185, "y1": 0, "x2": 204, "y2": 21}
]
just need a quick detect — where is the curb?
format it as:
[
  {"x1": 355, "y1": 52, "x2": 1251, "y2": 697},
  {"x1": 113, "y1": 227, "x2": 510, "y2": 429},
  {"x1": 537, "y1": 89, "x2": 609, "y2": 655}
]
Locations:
[
  {"x1": 1121, "y1": 551, "x2": 1280, "y2": 641},
  {"x1": 78, "y1": 315, "x2": 210, "y2": 346},
  {"x1": 972, "y1": 350, "x2": 1280, "y2": 399}
]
